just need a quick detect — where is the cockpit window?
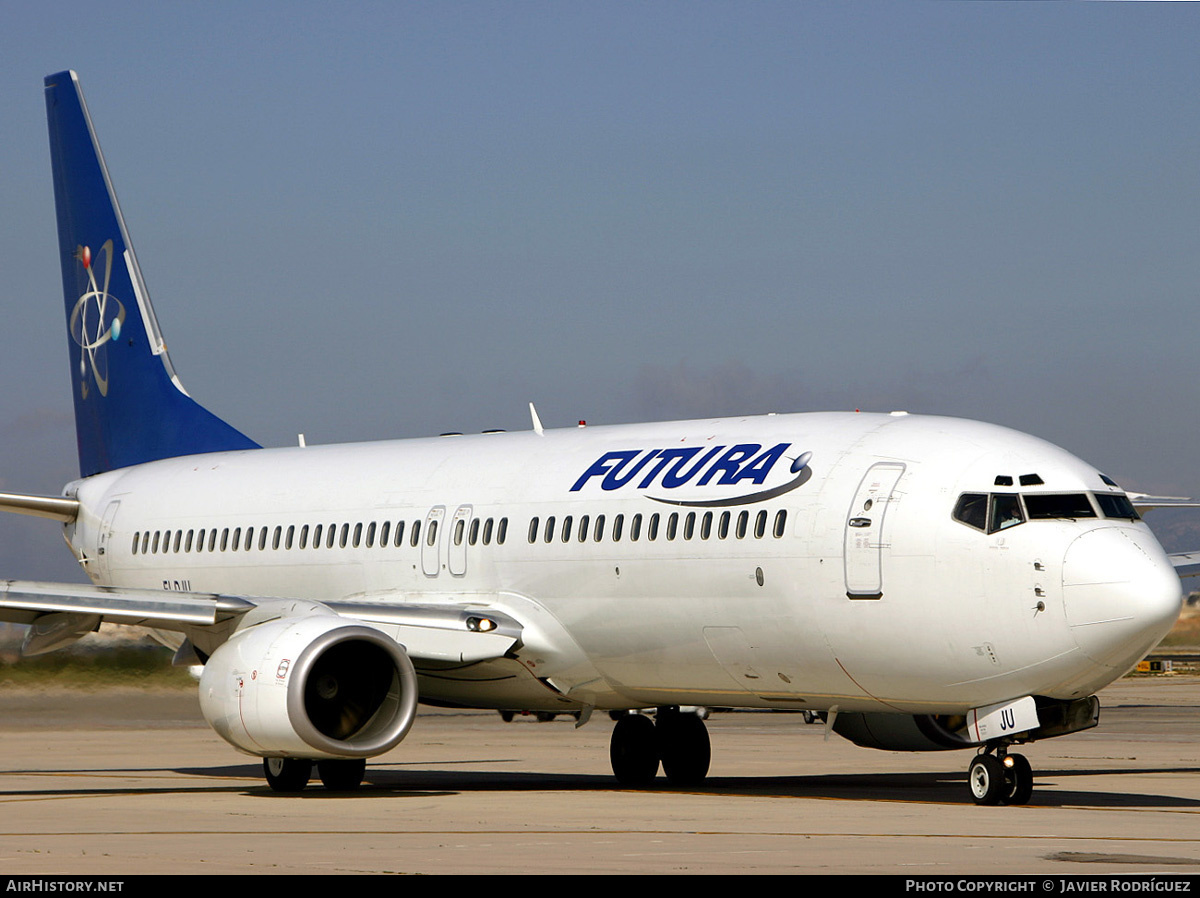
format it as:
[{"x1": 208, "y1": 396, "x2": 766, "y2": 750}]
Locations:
[
  {"x1": 955, "y1": 490, "x2": 1125, "y2": 534},
  {"x1": 953, "y1": 493, "x2": 988, "y2": 531},
  {"x1": 953, "y1": 493, "x2": 1024, "y2": 534},
  {"x1": 1095, "y1": 493, "x2": 1140, "y2": 520},
  {"x1": 989, "y1": 494, "x2": 1024, "y2": 532},
  {"x1": 1024, "y1": 493, "x2": 1096, "y2": 520}
]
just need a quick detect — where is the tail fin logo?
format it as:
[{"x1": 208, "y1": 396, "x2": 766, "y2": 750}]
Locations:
[{"x1": 69, "y1": 240, "x2": 126, "y2": 398}]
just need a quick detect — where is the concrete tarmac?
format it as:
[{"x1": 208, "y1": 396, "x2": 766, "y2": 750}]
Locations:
[{"x1": 0, "y1": 676, "x2": 1198, "y2": 875}]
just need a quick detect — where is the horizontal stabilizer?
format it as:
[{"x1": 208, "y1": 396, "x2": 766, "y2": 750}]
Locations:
[{"x1": 0, "y1": 492, "x2": 79, "y2": 522}]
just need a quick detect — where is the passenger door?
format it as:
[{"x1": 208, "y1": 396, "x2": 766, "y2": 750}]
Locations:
[{"x1": 844, "y1": 462, "x2": 906, "y2": 599}]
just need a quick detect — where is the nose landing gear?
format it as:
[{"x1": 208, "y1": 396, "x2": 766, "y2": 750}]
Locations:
[{"x1": 968, "y1": 746, "x2": 1032, "y2": 806}]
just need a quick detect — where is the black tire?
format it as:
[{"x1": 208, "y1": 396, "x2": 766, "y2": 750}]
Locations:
[
  {"x1": 263, "y1": 757, "x2": 312, "y2": 793},
  {"x1": 610, "y1": 714, "x2": 659, "y2": 786},
  {"x1": 535, "y1": 712, "x2": 557, "y2": 723},
  {"x1": 317, "y1": 758, "x2": 367, "y2": 791},
  {"x1": 968, "y1": 755, "x2": 1006, "y2": 806},
  {"x1": 1002, "y1": 753, "x2": 1033, "y2": 806},
  {"x1": 658, "y1": 712, "x2": 711, "y2": 786},
  {"x1": 499, "y1": 710, "x2": 515, "y2": 722}
]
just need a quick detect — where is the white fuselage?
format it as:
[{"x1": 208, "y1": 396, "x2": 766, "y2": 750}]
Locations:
[{"x1": 63, "y1": 411, "x2": 1182, "y2": 716}]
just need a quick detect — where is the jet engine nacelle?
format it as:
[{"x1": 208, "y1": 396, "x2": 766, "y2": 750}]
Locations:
[{"x1": 198, "y1": 612, "x2": 418, "y2": 759}]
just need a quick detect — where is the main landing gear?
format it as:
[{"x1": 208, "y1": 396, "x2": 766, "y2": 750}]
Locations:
[
  {"x1": 609, "y1": 707, "x2": 711, "y2": 787},
  {"x1": 262, "y1": 757, "x2": 367, "y2": 792},
  {"x1": 967, "y1": 746, "x2": 1033, "y2": 806}
]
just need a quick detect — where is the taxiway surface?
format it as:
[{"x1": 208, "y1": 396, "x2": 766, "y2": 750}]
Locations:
[{"x1": 0, "y1": 676, "x2": 1198, "y2": 875}]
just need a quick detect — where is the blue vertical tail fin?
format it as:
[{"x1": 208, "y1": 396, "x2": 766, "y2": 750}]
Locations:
[{"x1": 44, "y1": 71, "x2": 259, "y2": 478}]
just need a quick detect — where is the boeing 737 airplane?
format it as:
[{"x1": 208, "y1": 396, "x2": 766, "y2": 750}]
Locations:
[{"x1": 0, "y1": 71, "x2": 1192, "y2": 804}]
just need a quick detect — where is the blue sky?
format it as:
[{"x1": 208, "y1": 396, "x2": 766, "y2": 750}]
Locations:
[{"x1": 2, "y1": 2, "x2": 1199, "y2": 580}]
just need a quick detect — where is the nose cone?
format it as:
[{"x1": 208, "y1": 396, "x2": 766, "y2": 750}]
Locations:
[{"x1": 1062, "y1": 527, "x2": 1182, "y2": 675}]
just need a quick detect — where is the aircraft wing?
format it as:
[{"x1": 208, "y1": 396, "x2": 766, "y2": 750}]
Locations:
[
  {"x1": 1168, "y1": 553, "x2": 1200, "y2": 579},
  {"x1": 1127, "y1": 493, "x2": 1200, "y2": 515},
  {"x1": 0, "y1": 581, "x2": 522, "y2": 663},
  {"x1": 0, "y1": 580, "x2": 253, "y2": 629}
]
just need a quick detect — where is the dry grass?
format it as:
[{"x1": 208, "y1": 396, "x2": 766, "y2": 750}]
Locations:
[
  {"x1": 0, "y1": 647, "x2": 194, "y2": 688},
  {"x1": 1160, "y1": 602, "x2": 1200, "y2": 647}
]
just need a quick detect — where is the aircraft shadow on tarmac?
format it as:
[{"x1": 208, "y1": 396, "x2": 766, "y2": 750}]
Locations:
[
  {"x1": 4, "y1": 763, "x2": 1198, "y2": 807},
  {"x1": 145, "y1": 762, "x2": 1200, "y2": 807}
]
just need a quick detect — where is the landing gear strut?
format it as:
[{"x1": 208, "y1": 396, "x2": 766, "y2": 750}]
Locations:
[
  {"x1": 609, "y1": 707, "x2": 711, "y2": 787},
  {"x1": 968, "y1": 746, "x2": 1032, "y2": 806}
]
